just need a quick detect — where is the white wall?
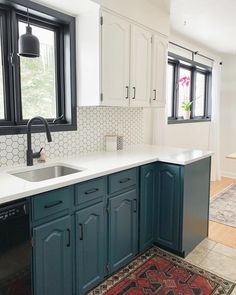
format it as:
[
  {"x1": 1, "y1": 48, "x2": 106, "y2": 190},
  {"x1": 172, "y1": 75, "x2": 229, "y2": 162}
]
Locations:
[
  {"x1": 101, "y1": 0, "x2": 170, "y2": 36},
  {"x1": 220, "y1": 54, "x2": 236, "y2": 178},
  {"x1": 152, "y1": 32, "x2": 221, "y2": 180}
]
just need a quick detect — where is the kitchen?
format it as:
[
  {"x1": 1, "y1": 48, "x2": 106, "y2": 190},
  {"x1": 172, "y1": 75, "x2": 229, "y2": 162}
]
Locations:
[{"x1": 0, "y1": 0, "x2": 235, "y2": 295}]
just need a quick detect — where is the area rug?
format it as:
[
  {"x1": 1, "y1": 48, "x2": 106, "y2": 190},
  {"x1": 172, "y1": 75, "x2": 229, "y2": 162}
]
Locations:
[
  {"x1": 209, "y1": 184, "x2": 236, "y2": 228},
  {"x1": 88, "y1": 247, "x2": 235, "y2": 295}
]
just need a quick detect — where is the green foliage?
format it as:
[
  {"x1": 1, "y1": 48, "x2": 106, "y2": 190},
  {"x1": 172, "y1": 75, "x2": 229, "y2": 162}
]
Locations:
[
  {"x1": 20, "y1": 45, "x2": 56, "y2": 119},
  {"x1": 181, "y1": 101, "x2": 193, "y2": 111}
]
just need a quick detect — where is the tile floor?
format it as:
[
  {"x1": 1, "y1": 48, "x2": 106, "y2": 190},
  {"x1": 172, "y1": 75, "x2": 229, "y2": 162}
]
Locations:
[{"x1": 185, "y1": 238, "x2": 236, "y2": 294}]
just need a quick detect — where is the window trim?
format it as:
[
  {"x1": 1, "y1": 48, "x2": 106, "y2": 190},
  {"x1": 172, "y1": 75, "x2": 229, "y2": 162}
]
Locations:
[
  {"x1": 0, "y1": 0, "x2": 77, "y2": 135},
  {"x1": 168, "y1": 52, "x2": 212, "y2": 124}
]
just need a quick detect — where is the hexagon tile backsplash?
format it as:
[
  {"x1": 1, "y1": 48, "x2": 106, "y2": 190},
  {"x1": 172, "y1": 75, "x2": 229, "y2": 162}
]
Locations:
[{"x1": 0, "y1": 107, "x2": 144, "y2": 167}]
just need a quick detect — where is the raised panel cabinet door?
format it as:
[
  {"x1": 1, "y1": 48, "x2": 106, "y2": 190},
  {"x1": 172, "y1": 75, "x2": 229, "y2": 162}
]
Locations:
[
  {"x1": 33, "y1": 215, "x2": 72, "y2": 295},
  {"x1": 140, "y1": 164, "x2": 156, "y2": 251},
  {"x1": 102, "y1": 11, "x2": 130, "y2": 106},
  {"x1": 108, "y1": 190, "x2": 138, "y2": 273},
  {"x1": 130, "y1": 25, "x2": 152, "y2": 107},
  {"x1": 151, "y1": 34, "x2": 168, "y2": 107},
  {"x1": 76, "y1": 202, "x2": 105, "y2": 295},
  {"x1": 155, "y1": 163, "x2": 182, "y2": 251}
]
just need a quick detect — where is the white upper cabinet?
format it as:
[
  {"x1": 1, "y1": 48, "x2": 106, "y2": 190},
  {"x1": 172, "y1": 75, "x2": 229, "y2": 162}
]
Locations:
[
  {"x1": 101, "y1": 12, "x2": 130, "y2": 106},
  {"x1": 130, "y1": 25, "x2": 152, "y2": 107},
  {"x1": 151, "y1": 34, "x2": 168, "y2": 107},
  {"x1": 78, "y1": 8, "x2": 168, "y2": 108}
]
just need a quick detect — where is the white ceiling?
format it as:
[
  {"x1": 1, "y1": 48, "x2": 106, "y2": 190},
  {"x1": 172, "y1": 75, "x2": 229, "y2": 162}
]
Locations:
[
  {"x1": 32, "y1": 0, "x2": 98, "y2": 15},
  {"x1": 170, "y1": 0, "x2": 236, "y2": 54}
]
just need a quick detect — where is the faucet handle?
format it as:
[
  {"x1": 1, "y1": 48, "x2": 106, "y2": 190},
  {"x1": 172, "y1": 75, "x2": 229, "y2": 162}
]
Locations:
[{"x1": 38, "y1": 147, "x2": 46, "y2": 163}]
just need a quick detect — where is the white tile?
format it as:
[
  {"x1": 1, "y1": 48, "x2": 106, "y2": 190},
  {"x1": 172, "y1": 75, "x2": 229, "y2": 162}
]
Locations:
[
  {"x1": 0, "y1": 107, "x2": 144, "y2": 168},
  {"x1": 200, "y1": 250, "x2": 236, "y2": 282},
  {"x1": 185, "y1": 245, "x2": 210, "y2": 265},
  {"x1": 212, "y1": 243, "x2": 236, "y2": 260},
  {"x1": 198, "y1": 238, "x2": 217, "y2": 250}
]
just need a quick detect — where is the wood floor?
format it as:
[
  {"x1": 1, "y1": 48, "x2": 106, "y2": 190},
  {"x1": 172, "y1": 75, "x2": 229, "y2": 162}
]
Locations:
[{"x1": 209, "y1": 177, "x2": 236, "y2": 248}]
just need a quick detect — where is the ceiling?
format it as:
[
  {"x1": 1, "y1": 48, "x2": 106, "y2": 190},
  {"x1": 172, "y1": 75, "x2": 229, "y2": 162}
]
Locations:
[
  {"x1": 170, "y1": 0, "x2": 236, "y2": 54},
  {"x1": 32, "y1": 0, "x2": 98, "y2": 15}
]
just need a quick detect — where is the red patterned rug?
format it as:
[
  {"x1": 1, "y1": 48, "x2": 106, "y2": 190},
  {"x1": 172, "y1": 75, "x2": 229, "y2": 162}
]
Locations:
[{"x1": 88, "y1": 247, "x2": 235, "y2": 295}]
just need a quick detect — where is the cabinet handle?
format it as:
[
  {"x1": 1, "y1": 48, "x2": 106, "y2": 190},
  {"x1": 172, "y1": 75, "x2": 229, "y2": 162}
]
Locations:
[
  {"x1": 44, "y1": 200, "x2": 63, "y2": 209},
  {"x1": 67, "y1": 229, "x2": 71, "y2": 247},
  {"x1": 84, "y1": 188, "x2": 99, "y2": 195},
  {"x1": 119, "y1": 177, "x2": 131, "y2": 184},
  {"x1": 132, "y1": 87, "x2": 136, "y2": 99},
  {"x1": 153, "y1": 89, "x2": 157, "y2": 100},
  {"x1": 79, "y1": 224, "x2": 84, "y2": 240},
  {"x1": 125, "y1": 86, "x2": 129, "y2": 99},
  {"x1": 133, "y1": 199, "x2": 137, "y2": 213}
]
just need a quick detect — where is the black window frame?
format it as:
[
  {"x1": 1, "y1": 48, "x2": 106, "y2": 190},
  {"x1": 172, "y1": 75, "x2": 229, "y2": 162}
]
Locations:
[
  {"x1": 0, "y1": 0, "x2": 77, "y2": 135},
  {"x1": 168, "y1": 52, "x2": 212, "y2": 124}
]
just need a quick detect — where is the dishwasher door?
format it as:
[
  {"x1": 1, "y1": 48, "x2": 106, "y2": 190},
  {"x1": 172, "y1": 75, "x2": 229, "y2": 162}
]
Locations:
[{"x1": 0, "y1": 199, "x2": 32, "y2": 295}]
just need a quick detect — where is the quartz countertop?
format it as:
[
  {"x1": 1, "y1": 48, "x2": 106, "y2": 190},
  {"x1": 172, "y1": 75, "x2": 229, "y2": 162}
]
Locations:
[{"x1": 0, "y1": 144, "x2": 213, "y2": 205}]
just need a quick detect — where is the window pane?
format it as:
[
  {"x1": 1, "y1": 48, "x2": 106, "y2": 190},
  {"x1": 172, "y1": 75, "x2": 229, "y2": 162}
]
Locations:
[
  {"x1": 195, "y1": 72, "x2": 206, "y2": 117},
  {"x1": 19, "y1": 21, "x2": 57, "y2": 119},
  {"x1": 167, "y1": 64, "x2": 174, "y2": 117},
  {"x1": 0, "y1": 30, "x2": 5, "y2": 120},
  {"x1": 178, "y1": 67, "x2": 191, "y2": 117}
]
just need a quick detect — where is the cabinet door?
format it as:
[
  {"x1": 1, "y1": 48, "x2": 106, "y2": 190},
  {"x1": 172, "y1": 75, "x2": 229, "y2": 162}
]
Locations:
[
  {"x1": 102, "y1": 11, "x2": 130, "y2": 106},
  {"x1": 33, "y1": 216, "x2": 72, "y2": 295},
  {"x1": 151, "y1": 34, "x2": 168, "y2": 107},
  {"x1": 155, "y1": 163, "x2": 182, "y2": 252},
  {"x1": 130, "y1": 25, "x2": 152, "y2": 107},
  {"x1": 140, "y1": 164, "x2": 156, "y2": 251},
  {"x1": 76, "y1": 202, "x2": 105, "y2": 295},
  {"x1": 108, "y1": 190, "x2": 138, "y2": 273}
]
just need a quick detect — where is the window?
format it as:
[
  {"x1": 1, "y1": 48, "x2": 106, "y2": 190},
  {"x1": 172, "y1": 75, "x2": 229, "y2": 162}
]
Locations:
[
  {"x1": 19, "y1": 21, "x2": 57, "y2": 120},
  {"x1": 0, "y1": 1, "x2": 76, "y2": 135},
  {"x1": 167, "y1": 54, "x2": 212, "y2": 123}
]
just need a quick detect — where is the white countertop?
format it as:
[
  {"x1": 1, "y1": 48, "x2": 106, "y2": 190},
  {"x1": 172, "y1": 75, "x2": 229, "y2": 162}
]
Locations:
[{"x1": 0, "y1": 144, "x2": 213, "y2": 205}]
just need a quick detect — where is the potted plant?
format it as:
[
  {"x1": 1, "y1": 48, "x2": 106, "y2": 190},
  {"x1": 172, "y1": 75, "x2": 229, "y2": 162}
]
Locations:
[
  {"x1": 181, "y1": 101, "x2": 193, "y2": 120},
  {"x1": 179, "y1": 75, "x2": 192, "y2": 120}
]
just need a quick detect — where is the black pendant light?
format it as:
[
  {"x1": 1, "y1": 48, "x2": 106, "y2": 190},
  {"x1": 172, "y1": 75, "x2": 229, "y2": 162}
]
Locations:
[{"x1": 18, "y1": 8, "x2": 40, "y2": 58}]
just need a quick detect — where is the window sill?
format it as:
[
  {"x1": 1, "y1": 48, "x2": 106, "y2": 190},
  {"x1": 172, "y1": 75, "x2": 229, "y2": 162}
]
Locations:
[
  {"x1": 0, "y1": 122, "x2": 77, "y2": 136},
  {"x1": 168, "y1": 118, "x2": 211, "y2": 125}
]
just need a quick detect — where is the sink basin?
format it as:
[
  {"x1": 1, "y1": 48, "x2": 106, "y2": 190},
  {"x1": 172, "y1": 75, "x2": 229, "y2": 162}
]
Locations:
[{"x1": 11, "y1": 165, "x2": 83, "y2": 182}]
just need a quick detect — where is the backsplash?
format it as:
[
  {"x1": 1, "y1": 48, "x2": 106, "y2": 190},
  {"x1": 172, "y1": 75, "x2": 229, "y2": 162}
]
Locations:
[{"x1": 0, "y1": 107, "x2": 144, "y2": 168}]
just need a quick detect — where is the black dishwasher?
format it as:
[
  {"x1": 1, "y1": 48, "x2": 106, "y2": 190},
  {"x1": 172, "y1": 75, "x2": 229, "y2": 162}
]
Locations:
[{"x1": 0, "y1": 199, "x2": 31, "y2": 295}]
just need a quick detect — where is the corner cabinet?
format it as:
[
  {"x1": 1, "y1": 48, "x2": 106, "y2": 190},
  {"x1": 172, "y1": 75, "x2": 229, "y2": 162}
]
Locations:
[
  {"x1": 139, "y1": 163, "x2": 156, "y2": 251},
  {"x1": 78, "y1": 8, "x2": 168, "y2": 107},
  {"x1": 154, "y1": 158, "x2": 211, "y2": 256},
  {"x1": 155, "y1": 163, "x2": 181, "y2": 252}
]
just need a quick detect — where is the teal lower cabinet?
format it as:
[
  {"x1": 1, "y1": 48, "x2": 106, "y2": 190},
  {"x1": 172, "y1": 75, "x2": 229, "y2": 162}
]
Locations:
[
  {"x1": 154, "y1": 158, "x2": 211, "y2": 257},
  {"x1": 155, "y1": 163, "x2": 181, "y2": 252},
  {"x1": 31, "y1": 160, "x2": 211, "y2": 294},
  {"x1": 139, "y1": 163, "x2": 156, "y2": 252},
  {"x1": 75, "y1": 202, "x2": 105, "y2": 295},
  {"x1": 33, "y1": 215, "x2": 73, "y2": 295},
  {"x1": 108, "y1": 189, "x2": 138, "y2": 273}
]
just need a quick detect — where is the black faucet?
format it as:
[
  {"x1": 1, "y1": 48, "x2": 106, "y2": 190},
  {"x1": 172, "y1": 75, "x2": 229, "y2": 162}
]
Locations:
[{"x1": 26, "y1": 116, "x2": 52, "y2": 166}]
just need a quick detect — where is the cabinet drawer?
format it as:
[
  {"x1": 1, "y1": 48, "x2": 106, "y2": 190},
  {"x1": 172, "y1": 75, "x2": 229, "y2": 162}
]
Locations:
[
  {"x1": 109, "y1": 168, "x2": 137, "y2": 194},
  {"x1": 32, "y1": 186, "x2": 73, "y2": 221},
  {"x1": 75, "y1": 177, "x2": 106, "y2": 205}
]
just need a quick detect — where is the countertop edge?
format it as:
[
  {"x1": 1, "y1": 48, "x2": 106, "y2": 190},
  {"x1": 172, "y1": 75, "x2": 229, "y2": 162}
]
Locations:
[{"x1": 0, "y1": 147, "x2": 213, "y2": 205}]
